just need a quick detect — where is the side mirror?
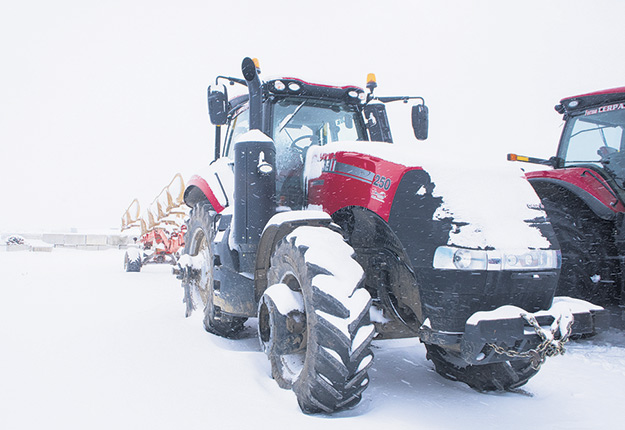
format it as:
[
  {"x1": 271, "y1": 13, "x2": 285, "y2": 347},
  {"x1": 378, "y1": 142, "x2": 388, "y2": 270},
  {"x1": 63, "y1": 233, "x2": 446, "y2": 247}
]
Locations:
[
  {"x1": 412, "y1": 104, "x2": 429, "y2": 140},
  {"x1": 207, "y1": 85, "x2": 228, "y2": 125}
]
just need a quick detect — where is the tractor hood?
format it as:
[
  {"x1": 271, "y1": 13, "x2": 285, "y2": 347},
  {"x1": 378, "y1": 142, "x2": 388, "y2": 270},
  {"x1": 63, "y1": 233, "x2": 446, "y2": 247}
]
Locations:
[{"x1": 305, "y1": 141, "x2": 554, "y2": 252}]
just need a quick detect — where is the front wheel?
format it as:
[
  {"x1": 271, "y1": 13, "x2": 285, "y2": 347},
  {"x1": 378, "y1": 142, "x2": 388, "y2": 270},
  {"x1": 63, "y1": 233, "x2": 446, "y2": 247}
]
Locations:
[
  {"x1": 425, "y1": 344, "x2": 540, "y2": 392},
  {"x1": 259, "y1": 226, "x2": 375, "y2": 414}
]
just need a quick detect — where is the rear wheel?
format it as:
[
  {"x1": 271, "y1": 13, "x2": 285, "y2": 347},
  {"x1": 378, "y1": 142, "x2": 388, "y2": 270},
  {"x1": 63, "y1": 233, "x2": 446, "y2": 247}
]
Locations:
[
  {"x1": 124, "y1": 250, "x2": 141, "y2": 272},
  {"x1": 183, "y1": 203, "x2": 246, "y2": 338},
  {"x1": 425, "y1": 344, "x2": 539, "y2": 392},
  {"x1": 259, "y1": 226, "x2": 375, "y2": 414},
  {"x1": 542, "y1": 197, "x2": 620, "y2": 304}
]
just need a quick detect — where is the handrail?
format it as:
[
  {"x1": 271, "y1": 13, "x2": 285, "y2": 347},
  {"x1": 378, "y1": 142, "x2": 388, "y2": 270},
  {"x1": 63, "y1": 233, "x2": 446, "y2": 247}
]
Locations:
[{"x1": 581, "y1": 169, "x2": 619, "y2": 207}]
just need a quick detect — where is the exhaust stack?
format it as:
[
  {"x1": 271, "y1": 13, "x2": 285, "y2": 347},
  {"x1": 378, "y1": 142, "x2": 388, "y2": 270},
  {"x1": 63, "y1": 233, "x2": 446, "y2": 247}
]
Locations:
[
  {"x1": 233, "y1": 57, "x2": 276, "y2": 272},
  {"x1": 242, "y1": 57, "x2": 262, "y2": 130}
]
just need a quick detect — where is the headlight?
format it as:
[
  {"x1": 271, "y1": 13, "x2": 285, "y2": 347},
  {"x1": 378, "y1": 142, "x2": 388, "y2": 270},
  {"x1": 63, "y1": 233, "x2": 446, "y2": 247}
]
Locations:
[
  {"x1": 433, "y1": 247, "x2": 487, "y2": 270},
  {"x1": 498, "y1": 249, "x2": 561, "y2": 270},
  {"x1": 433, "y1": 246, "x2": 561, "y2": 271}
]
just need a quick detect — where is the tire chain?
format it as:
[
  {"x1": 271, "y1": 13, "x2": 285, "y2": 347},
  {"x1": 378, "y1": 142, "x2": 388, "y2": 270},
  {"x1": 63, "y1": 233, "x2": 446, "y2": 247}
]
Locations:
[{"x1": 488, "y1": 312, "x2": 574, "y2": 370}]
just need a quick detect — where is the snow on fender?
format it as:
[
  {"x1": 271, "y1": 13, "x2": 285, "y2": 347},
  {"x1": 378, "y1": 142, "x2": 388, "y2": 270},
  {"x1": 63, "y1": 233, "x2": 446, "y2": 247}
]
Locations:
[{"x1": 262, "y1": 210, "x2": 331, "y2": 234}]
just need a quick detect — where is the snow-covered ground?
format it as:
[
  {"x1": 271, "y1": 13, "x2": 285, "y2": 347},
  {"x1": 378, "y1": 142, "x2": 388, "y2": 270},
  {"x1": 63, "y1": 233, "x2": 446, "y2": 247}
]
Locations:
[{"x1": 1, "y1": 248, "x2": 624, "y2": 429}]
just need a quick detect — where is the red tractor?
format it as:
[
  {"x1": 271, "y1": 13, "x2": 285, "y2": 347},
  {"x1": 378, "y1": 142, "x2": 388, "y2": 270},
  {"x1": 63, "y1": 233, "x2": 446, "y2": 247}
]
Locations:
[
  {"x1": 509, "y1": 87, "x2": 625, "y2": 306},
  {"x1": 175, "y1": 58, "x2": 601, "y2": 414}
]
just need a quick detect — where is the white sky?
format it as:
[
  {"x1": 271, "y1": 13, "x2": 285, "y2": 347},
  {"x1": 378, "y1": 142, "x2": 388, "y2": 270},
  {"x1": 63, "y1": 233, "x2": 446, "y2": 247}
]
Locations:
[{"x1": 1, "y1": 0, "x2": 624, "y2": 231}]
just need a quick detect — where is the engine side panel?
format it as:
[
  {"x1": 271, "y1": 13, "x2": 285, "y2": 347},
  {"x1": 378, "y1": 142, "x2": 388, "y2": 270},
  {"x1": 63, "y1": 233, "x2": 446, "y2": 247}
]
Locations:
[{"x1": 306, "y1": 150, "x2": 416, "y2": 221}]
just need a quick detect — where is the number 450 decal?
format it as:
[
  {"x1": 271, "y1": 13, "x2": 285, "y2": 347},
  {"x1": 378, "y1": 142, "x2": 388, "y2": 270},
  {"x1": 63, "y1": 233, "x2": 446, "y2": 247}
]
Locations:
[{"x1": 373, "y1": 174, "x2": 392, "y2": 191}]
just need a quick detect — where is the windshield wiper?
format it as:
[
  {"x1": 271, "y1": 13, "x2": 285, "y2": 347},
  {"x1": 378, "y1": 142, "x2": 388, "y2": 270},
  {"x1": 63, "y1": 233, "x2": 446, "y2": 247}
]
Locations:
[
  {"x1": 570, "y1": 125, "x2": 615, "y2": 139},
  {"x1": 599, "y1": 128, "x2": 609, "y2": 147},
  {"x1": 278, "y1": 101, "x2": 306, "y2": 133}
]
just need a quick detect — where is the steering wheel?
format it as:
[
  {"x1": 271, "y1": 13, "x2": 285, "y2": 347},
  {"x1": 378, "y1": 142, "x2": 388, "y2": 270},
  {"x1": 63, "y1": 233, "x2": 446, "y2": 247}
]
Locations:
[
  {"x1": 290, "y1": 134, "x2": 315, "y2": 151},
  {"x1": 598, "y1": 146, "x2": 618, "y2": 160}
]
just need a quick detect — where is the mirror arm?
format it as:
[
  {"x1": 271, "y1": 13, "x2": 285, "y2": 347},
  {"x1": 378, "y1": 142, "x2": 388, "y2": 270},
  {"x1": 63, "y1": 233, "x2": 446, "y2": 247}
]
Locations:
[
  {"x1": 548, "y1": 156, "x2": 562, "y2": 167},
  {"x1": 216, "y1": 75, "x2": 247, "y2": 87},
  {"x1": 214, "y1": 125, "x2": 222, "y2": 161},
  {"x1": 375, "y1": 95, "x2": 425, "y2": 104}
]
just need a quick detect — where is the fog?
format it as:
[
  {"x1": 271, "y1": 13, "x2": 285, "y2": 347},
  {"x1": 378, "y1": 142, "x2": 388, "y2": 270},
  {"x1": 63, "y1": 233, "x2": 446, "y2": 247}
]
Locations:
[{"x1": 2, "y1": 0, "x2": 623, "y2": 231}]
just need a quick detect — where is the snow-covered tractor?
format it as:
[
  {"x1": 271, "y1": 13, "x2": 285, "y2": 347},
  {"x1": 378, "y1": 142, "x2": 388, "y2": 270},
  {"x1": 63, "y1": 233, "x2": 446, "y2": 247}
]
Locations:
[
  {"x1": 121, "y1": 173, "x2": 188, "y2": 272},
  {"x1": 176, "y1": 57, "x2": 601, "y2": 414},
  {"x1": 509, "y1": 87, "x2": 625, "y2": 306}
]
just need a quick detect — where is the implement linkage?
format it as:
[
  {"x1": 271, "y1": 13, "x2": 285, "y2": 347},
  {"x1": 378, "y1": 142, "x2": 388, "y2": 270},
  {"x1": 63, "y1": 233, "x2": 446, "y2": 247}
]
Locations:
[{"x1": 488, "y1": 312, "x2": 575, "y2": 370}]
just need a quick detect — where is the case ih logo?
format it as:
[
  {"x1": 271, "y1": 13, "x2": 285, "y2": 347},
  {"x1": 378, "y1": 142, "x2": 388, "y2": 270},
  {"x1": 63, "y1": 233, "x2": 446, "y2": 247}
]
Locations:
[
  {"x1": 585, "y1": 103, "x2": 625, "y2": 116},
  {"x1": 371, "y1": 189, "x2": 387, "y2": 203}
]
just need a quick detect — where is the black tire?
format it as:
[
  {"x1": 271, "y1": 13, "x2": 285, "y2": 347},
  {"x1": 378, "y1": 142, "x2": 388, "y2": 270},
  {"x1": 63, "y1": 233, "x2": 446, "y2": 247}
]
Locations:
[
  {"x1": 425, "y1": 344, "x2": 539, "y2": 392},
  {"x1": 542, "y1": 197, "x2": 620, "y2": 304},
  {"x1": 124, "y1": 250, "x2": 141, "y2": 272},
  {"x1": 261, "y1": 226, "x2": 375, "y2": 414},
  {"x1": 183, "y1": 203, "x2": 246, "y2": 338}
]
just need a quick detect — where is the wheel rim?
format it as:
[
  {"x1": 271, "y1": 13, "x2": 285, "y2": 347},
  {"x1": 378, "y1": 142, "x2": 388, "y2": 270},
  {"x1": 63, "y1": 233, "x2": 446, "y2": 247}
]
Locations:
[
  {"x1": 276, "y1": 273, "x2": 306, "y2": 384},
  {"x1": 279, "y1": 353, "x2": 305, "y2": 383},
  {"x1": 193, "y1": 231, "x2": 212, "y2": 306}
]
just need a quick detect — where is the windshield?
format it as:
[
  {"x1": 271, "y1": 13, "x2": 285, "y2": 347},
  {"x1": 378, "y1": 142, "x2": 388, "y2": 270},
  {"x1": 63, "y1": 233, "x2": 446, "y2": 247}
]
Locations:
[
  {"x1": 272, "y1": 98, "x2": 365, "y2": 147},
  {"x1": 559, "y1": 107, "x2": 625, "y2": 184}
]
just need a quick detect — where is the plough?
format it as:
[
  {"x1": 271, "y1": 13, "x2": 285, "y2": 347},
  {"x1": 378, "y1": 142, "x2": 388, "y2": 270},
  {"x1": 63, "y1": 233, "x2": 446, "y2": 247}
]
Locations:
[{"x1": 121, "y1": 173, "x2": 188, "y2": 272}]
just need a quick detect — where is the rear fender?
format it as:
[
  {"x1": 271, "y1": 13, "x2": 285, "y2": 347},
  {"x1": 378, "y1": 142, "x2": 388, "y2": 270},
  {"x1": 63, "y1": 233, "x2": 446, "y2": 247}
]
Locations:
[
  {"x1": 527, "y1": 167, "x2": 625, "y2": 220},
  {"x1": 183, "y1": 158, "x2": 234, "y2": 212}
]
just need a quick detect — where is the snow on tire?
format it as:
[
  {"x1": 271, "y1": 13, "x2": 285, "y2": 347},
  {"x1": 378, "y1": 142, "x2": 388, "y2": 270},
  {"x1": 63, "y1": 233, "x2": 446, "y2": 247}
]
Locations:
[
  {"x1": 262, "y1": 226, "x2": 375, "y2": 414},
  {"x1": 124, "y1": 249, "x2": 141, "y2": 272}
]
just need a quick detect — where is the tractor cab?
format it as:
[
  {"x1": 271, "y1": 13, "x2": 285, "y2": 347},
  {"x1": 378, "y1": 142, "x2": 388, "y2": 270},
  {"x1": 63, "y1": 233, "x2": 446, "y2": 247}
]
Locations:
[
  {"x1": 555, "y1": 89, "x2": 625, "y2": 188},
  {"x1": 208, "y1": 59, "x2": 428, "y2": 211},
  {"x1": 219, "y1": 78, "x2": 370, "y2": 209},
  {"x1": 270, "y1": 93, "x2": 368, "y2": 208}
]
